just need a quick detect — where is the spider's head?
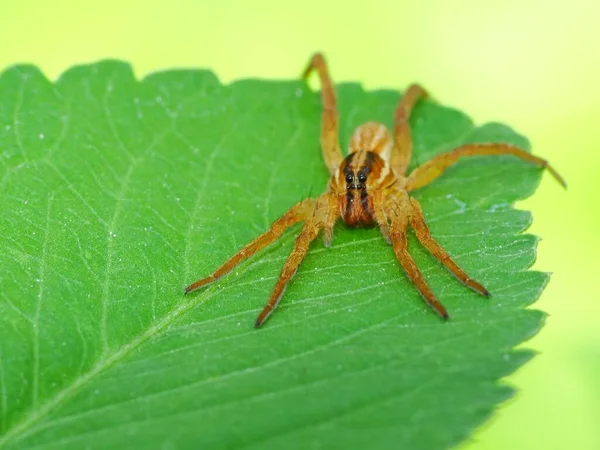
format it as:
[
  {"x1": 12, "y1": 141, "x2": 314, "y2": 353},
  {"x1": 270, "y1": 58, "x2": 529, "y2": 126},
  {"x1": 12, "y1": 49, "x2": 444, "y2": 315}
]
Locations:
[{"x1": 333, "y1": 150, "x2": 388, "y2": 227}]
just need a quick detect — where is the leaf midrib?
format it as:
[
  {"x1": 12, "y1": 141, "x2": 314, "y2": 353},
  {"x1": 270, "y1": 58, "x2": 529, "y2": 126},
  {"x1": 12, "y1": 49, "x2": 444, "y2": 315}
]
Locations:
[
  {"x1": 0, "y1": 283, "x2": 219, "y2": 447},
  {"x1": 17, "y1": 310, "x2": 520, "y2": 450}
]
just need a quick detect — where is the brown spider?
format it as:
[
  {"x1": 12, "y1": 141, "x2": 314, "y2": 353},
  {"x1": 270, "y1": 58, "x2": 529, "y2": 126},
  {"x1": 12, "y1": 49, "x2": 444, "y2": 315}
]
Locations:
[{"x1": 185, "y1": 53, "x2": 565, "y2": 327}]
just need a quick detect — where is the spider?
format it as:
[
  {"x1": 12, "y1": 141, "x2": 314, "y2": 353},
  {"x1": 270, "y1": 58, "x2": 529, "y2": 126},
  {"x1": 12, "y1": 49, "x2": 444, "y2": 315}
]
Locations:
[{"x1": 185, "y1": 53, "x2": 565, "y2": 328}]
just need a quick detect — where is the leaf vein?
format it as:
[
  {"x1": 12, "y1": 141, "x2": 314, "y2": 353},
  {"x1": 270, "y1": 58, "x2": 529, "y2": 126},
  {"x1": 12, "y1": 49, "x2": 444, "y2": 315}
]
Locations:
[{"x1": 31, "y1": 193, "x2": 54, "y2": 410}]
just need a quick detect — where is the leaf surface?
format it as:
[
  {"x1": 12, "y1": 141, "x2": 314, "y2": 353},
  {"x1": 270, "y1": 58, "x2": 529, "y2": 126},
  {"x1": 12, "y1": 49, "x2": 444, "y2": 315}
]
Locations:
[{"x1": 0, "y1": 62, "x2": 548, "y2": 449}]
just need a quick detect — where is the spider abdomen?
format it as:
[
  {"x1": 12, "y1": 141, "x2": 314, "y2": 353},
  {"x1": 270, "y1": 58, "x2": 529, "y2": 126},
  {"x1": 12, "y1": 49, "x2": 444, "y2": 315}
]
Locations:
[{"x1": 349, "y1": 122, "x2": 393, "y2": 162}]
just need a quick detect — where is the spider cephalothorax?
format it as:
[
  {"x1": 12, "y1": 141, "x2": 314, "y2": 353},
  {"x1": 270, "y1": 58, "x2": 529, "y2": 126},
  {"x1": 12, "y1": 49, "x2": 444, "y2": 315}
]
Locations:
[
  {"x1": 336, "y1": 153, "x2": 380, "y2": 226},
  {"x1": 186, "y1": 53, "x2": 565, "y2": 327}
]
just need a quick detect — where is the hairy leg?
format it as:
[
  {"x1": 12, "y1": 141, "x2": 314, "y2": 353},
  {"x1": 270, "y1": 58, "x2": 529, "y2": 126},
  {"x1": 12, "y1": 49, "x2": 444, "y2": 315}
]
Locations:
[
  {"x1": 389, "y1": 206, "x2": 449, "y2": 319},
  {"x1": 372, "y1": 190, "x2": 392, "y2": 244},
  {"x1": 255, "y1": 194, "x2": 336, "y2": 327},
  {"x1": 321, "y1": 191, "x2": 340, "y2": 247},
  {"x1": 185, "y1": 198, "x2": 316, "y2": 294},
  {"x1": 406, "y1": 143, "x2": 566, "y2": 191},
  {"x1": 391, "y1": 84, "x2": 428, "y2": 176},
  {"x1": 409, "y1": 197, "x2": 489, "y2": 296},
  {"x1": 302, "y1": 53, "x2": 344, "y2": 174}
]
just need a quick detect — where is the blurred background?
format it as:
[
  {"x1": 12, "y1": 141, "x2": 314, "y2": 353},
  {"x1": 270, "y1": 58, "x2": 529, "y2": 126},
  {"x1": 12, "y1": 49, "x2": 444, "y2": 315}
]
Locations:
[{"x1": 1, "y1": 0, "x2": 597, "y2": 448}]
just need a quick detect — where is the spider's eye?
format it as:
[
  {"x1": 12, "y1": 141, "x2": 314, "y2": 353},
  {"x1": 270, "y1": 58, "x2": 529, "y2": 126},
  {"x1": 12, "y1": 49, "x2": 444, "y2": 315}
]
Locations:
[
  {"x1": 345, "y1": 173, "x2": 353, "y2": 184},
  {"x1": 358, "y1": 172, "x2": 367, "y2": 183}
]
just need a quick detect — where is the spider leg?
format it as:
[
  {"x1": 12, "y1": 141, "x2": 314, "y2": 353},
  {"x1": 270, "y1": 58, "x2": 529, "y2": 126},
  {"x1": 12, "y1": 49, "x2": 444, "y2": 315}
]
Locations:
[
  {"x1": 409, "y1": 197, "x2": 490, "y2": 297},
  {"x1": 388, "y1": 198, "x2": 449, "y2": 319},
  {"x1": 185, "y1": 198, "x2": 316, "y2": 294},
  {"x1": 391, "y1": 84, "x2": 428, "y2": 176},
  {"x1": 321, "y1": 192, "x2": 339, "y2": 248},
  {"x1": 406, "y1": 143, "x2": 567, "y2": 192},
  {"x1": 302, "y1": 53, "x2": 344, "y2": 175},
  {"x1": 373, "y1": 190, "x2": 392, "y2": 244},
  {"x1": 255, "y1": 194, "x2": 336, "y2": 327}
]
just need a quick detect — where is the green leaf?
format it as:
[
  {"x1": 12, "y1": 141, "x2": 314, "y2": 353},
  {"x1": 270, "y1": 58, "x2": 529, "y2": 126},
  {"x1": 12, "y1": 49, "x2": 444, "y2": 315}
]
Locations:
[{"x1": 0, "y1": 61, "x2": 549, "y2": 449}]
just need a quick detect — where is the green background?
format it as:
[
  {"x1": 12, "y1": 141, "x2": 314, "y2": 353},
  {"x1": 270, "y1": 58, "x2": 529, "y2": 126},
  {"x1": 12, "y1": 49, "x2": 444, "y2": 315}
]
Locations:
[{"x1": 1, "y1": 0, "x2": 598, "y2": 448}]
